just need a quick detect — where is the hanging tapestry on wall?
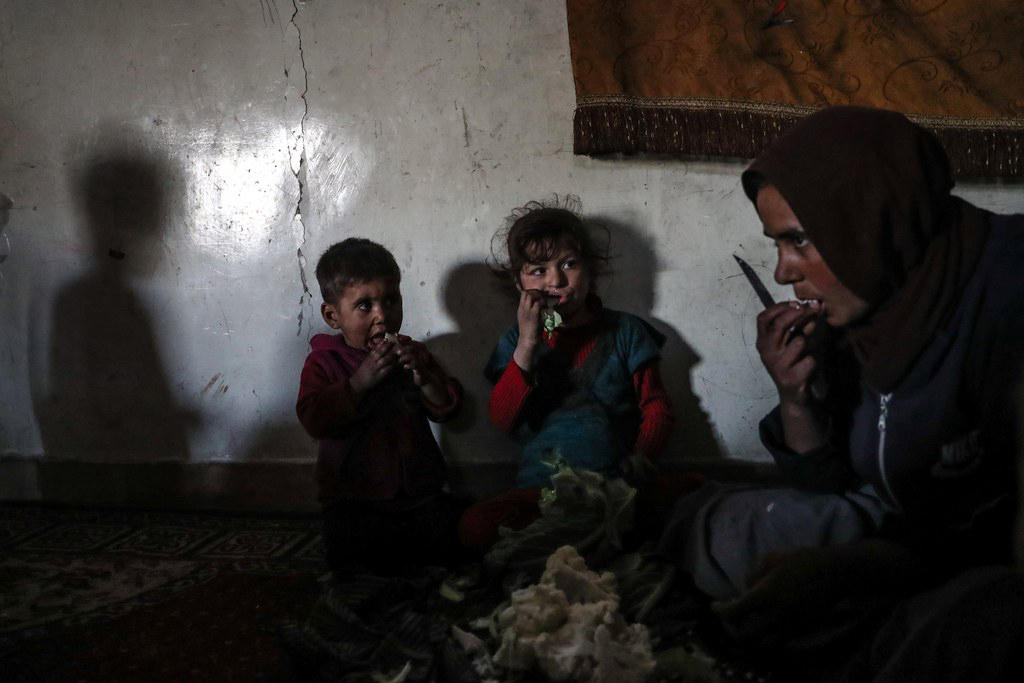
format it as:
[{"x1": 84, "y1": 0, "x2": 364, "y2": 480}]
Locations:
[{"x1": 568, "y1": 0, "x2": 1024, "y2": 177}]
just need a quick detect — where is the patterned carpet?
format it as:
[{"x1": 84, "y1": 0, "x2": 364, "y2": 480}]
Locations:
[{"x1": 0, "y1": 503, "x2": 325, "y2": 682}]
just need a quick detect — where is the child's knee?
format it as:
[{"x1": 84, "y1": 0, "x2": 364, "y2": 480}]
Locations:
[{"x1": 457, "y1": 493, "x2": 542, "y2": 551}]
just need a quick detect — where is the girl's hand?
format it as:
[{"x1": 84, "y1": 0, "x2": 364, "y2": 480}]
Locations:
[
  {"x1": 756, "y1": 301, "x2": 820, "y2": 406},
  {"x1": 513, "y1": 288, "x2": 546, "y2": 372},
  {"x1": 349, "y1": 340, "x2": 399, "y2": 396},
  {"x1": 516, "y1": 288, "x2": 545, "y2": 343}
]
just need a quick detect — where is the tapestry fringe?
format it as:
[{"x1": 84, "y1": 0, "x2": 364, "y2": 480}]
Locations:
[{"x1": 574, "y1": 104, "x2": 1024, "y2": 179}]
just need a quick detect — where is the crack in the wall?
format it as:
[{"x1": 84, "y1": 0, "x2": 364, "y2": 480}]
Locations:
[
  {"x1": 296, "y1": 246, "x2": 311, "y2": 337},
  {"x1": 290, "y1": 0, "x2": 313, "y2": 339}
]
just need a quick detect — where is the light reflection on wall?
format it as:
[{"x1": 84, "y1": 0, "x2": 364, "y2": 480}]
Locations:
[
  {"x1": 184, "y1": 129, "x2": 294, "y2": 260},
  {"x1": 183, "y1": 122, "x2": 370, "y2": 259},
  {"x1": 302, "y1": 123, "x2": 370, "y2": 227}
]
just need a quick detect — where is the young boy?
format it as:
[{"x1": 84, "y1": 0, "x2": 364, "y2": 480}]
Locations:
[{"x1": 296, "y1": 238, "x2": 463, "y2": 574}]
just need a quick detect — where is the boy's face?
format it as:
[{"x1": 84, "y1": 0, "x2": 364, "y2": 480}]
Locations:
[{"x1": 321, "y1": 277, "x2": 403, "y2": 350}]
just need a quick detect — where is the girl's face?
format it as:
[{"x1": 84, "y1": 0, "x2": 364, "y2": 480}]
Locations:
[
  {"x1": 518, "y1": 241, "x2": 591, "y2": 321},
  {"x1": 757, "y1": 184, "x2": 870, "y2": 327}
]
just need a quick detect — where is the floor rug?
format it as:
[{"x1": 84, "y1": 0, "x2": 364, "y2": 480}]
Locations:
[{"x1": 0, "y1": 504, "x2": 325, "y2": 682}]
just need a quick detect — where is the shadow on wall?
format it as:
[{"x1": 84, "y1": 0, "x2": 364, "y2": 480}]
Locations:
[
  {"x1": 595, "y1": 215, "x2": 724, "y2": 462},
  {"x1": 242, "y1": 413, "x2": 317, "y2": 462},
  {"x1": 33, "y1": 147, "x2": 196, "y2": 465},
  {"x1": 426, "y1": 261, "x2": 520, "y2": 495},
  {"x1": 0, "y1": 192, "x2": 11, "y2": 289}
]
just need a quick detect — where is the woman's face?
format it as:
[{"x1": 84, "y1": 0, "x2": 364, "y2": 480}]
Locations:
[{"x1": 757, "y1": 184, "x2": 870, "y2": 327}]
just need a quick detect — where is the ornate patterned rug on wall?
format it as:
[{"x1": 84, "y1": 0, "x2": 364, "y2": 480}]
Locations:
[
  {"x1": 568, "y1": 0, "x2": 1024, "y2": 177},
  {"x1": 0, "y1": 504, "x2": 324, "y2": 681}
]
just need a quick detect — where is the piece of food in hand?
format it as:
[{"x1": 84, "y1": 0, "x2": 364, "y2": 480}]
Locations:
[
  {"x1": 383, "y1": 332, "x2": 400, "y2": 345},
  {"x1": 541, "y1": 307, "x2": 563, "y2": 334}
]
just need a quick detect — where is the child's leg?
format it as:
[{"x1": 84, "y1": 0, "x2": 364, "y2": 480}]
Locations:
[
  {"x1": 399, "y1": 492, "x2": 470, "y2": 569},
  {"x1": 456, "y1": 487, "x2": 543, "y2": 552},
  {"x1": 321, "y1": 502, "x2": 404, "y2": 574}
]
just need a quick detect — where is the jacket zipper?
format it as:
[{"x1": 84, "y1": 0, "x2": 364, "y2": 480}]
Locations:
[{"x1": 876, "y1": 393, "x2": 900, "y2": 510}]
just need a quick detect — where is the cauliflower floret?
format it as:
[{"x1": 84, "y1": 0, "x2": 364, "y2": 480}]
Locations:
[
  {"x1": 502, "y1": 583, "x2": 570, "y2": 636},
  {"x1": 480, "y1": 545, "x2": 655, "y2": 683},
  {"x1": 592, "y1": 621, "x2": 656, "y2": 683},
  {"x1": 541, "y1": 545, "x2": 618, "y2": 606}
]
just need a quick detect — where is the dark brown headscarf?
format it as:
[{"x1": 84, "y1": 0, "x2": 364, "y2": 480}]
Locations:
[{"x1": 742, "y1": 106, "x2": 992, "y2": 392}]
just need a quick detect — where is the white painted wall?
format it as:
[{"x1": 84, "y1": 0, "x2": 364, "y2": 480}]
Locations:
[{"x1": 2, "y1": 1, "x2": 1022, "y2": 497}]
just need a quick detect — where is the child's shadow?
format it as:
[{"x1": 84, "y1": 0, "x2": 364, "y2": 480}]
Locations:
[
  {"x1": 595, "y1": 216, "x2": 724, "y2": 463},
  {"x1": 425, "y1": 262, "x2": 520, "y2": 497},
  {"x1": 33, "y1": 148, "x2": 196, "y2": 467}
]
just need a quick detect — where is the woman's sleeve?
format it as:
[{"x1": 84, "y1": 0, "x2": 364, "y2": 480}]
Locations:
[
  {"x1": 757, "y1": 328, "x2": 861, "y2": 492},
  {"x1": 952, "y1": 292, "x2": 1024, "y2": 564},
  {"x1": 975, "y1": 295, "x2": 1024, "y2": 462},
  {"x1": 759, "y1": 406, "x2": 857, "y2": 492}
]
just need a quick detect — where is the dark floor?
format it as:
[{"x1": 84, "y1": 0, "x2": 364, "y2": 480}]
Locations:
[
  {"x1": 0, "y1": 503, "x2": 325, "y2": 682},
  {"x1": 0, "y1": 501, "x2": 778, "y2": 683}
]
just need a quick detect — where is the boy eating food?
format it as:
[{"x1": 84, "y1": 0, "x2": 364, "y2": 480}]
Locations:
[{"x1": 296, "y1": 238, "x2": 463, "y2": 574}]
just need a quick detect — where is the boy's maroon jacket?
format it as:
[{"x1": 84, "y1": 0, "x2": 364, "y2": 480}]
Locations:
[{"x1": 296, "y1": 333, "x2": 461, "y2": 505}]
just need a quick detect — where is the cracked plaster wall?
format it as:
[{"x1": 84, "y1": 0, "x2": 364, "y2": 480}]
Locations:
[{"x1": 1, "y1": 1, "x2": 1022, "y2": 500}]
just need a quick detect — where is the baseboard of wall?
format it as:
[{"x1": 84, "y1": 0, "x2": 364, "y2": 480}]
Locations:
[
  {"x1": 0, "y1": 456, "x2": 320, "y2": 513},
  {"x1": 0, "y1": 455, "x2": 779, "y2": 513}
]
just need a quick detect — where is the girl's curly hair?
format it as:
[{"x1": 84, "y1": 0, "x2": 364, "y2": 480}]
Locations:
[{"x1": 490, "y1": 194, "x2": 610, "y2": 288}]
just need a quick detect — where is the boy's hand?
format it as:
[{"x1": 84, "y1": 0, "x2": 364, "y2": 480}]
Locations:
[
  {"x1": 394, "y1": 335, "x2": 435, "y2": 387},
  {"x1": 348, "y1": 340, "x2": 399, "y2": 396},
  {"x1": 393, "y1": 334, "x2": 452, "y2": 407}
]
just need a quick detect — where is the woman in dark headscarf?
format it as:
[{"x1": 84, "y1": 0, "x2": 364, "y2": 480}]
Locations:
[{"x1": 661, "y1": 106, "x2": 1024, "y2": 680}]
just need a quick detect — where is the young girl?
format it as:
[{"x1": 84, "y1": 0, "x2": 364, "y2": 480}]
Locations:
[{"x1": 457, "y1": 197, "x2": 674, "y2": 550}]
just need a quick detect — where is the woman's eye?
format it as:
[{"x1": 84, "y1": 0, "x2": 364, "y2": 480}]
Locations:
[{"x1": 793, "y1": 236, "x2": 809, "y2": 248}]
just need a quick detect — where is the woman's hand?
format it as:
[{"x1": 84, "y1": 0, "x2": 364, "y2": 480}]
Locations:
[
  {"x1": 756, "y1": 302, "x2": 819, "y2": 406},
  {"x1": 712, "y1": 547, "x2": 842, "y2": 643},
  {"x1": 713, "y1": 541, "x2": 926, "y2": 645},
  {"x1": 757, "y1": 302, "x2": 829, "y2": 452}
]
